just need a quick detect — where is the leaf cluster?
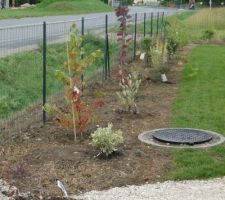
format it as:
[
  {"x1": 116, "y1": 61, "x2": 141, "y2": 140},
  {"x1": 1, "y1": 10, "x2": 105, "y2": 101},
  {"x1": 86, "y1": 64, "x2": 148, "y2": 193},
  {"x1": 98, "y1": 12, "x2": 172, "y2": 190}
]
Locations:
[
  {"x1": 91, "y1": 123, "x2": 124, "y2": 157},
  {"x1": 116, "y1": 71, "x2": 141, "y2": 114},
  {"x1": 140, "y1": 37, "x2": 155, "y2": 67}
]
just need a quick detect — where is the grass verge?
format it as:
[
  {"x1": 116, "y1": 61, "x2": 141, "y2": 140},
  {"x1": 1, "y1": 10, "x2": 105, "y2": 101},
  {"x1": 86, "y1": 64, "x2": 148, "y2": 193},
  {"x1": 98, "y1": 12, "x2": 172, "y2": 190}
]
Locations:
[
  {"x1": 0, "y1": 34, "x2": 117, "y2": 119},
  {"x1": 167, "y1": 45, "x2": 225, "y2": 180},
  {"x1": 0, "y1": 0, "x2": 112, "y2": 19},
  {"x1": 168, "y1": 8, "x2": 225, "y2": 41}
]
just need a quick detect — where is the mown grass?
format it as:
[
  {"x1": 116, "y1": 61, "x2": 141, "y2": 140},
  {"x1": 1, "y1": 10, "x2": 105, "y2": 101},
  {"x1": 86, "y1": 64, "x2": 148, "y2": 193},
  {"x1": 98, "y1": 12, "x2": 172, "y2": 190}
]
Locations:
[
  {"x1": 0, "y1": 34, "x2": 117, "y2": 119},
  {"x1": 167, "y1": 45, "x2": 225, "y2": 180},
  {"x1": 0, "y1": 0, "x2": 112, "y2": 19}
]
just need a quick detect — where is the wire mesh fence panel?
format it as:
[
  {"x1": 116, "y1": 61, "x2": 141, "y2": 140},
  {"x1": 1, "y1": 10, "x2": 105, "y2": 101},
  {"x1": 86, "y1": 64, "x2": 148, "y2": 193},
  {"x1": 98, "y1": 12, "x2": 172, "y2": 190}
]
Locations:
[
  {"x1": 45, "y1": 20, "x2": 81, "y2": 105},
  {"x1": 0, "y1": 10, "x2": 167, "y2": 138},
  {"x1": 83, "y1": 17, "x2": 107, "y2": 82},
  {"x1": 0, "y1": 23, "x2": 44, "y2": 141}
]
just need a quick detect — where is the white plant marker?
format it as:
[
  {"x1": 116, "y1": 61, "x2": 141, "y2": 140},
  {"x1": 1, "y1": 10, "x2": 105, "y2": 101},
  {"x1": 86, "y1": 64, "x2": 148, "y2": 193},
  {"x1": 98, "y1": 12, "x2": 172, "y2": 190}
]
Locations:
[
  {"x1": 161, "y1": 74, "x2": 168, "y2": 82},
  {"x1": 56, "y1": 179, "x2": 69, "y2": 197},
  {"x1": 140, "y1": 52, "x2": 146, "y2": 60}
]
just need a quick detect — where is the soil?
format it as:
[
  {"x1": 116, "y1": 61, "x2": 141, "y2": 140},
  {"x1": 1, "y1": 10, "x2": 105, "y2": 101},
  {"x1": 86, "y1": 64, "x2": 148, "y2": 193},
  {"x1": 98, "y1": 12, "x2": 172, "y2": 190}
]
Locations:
[{"x1": 0, "y1": 46, "x2": 193, "y2": 198}]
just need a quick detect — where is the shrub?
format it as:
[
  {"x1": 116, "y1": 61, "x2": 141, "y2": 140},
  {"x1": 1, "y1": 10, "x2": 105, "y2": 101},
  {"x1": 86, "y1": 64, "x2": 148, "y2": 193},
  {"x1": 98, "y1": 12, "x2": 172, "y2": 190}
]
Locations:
[
  {"x1": 116, "y1": 71, "x2": 141, "y2": 114},
  {"x1": 167, "y1": 37, "x2": 179, "y2": 59},
  {"x1": 201, "y1": 29, "x2": 215, "y2": 40},
  {"x1": 165, "y1": 19, "x2": 189, "y2": 49},
  {"x1": 91, "y1": 123, "x2": 124, "y2": 157},
  {"x1": 149, "y1": 39, "x2": 169, "y2": 82},
  {"x1": 140, "y1": 37, "x2": 155, "y2": 67},
  {"x1": 151, "y1": 40, "x2": 168, "y2": 70}
]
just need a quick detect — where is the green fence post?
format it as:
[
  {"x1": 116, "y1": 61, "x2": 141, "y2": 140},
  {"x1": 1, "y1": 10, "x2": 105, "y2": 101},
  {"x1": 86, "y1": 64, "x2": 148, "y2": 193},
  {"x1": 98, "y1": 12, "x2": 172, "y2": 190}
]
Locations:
[
  {"x1": 105, "y1": 14, "x2": 110, "y2": 78},
  {"x1": 104, "y1": 36, "x2": 108, "y2": 80},
  {"x1": 106, "y1": 33, "x2": 110, "y2": 78},
  {"x1": 133, "y1": 13, "x2": 137, "y2": 61},
  {"x1": 151, "y1": 12, "x2": 153, "y2": 37},
  {"x1": 144, "y1": 12, "x2": 146, "y2": 37},
  {"x1": 103, "y1": 14, "x2": 108, "y2": 81},
  {"x1": 161, "y1": 12, "x2": 165, "y2": 39},
  {"x1": 156, "y1": 12, "x2": 159, "y2": 36},
  {"x1": 42, "y1": 21, "x2": 47, "y2": 124},
  {"x1": 81, "y1": 17, "x2": 84, "y2": 90}
]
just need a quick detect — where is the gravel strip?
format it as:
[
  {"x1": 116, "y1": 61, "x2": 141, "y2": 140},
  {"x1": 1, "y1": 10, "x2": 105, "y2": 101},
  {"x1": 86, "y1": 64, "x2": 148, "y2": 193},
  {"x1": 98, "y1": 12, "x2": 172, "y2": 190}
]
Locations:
[
  {"x1": 0, "y1": 179, "x2": 12, "y2": 200},
  {"x1": 0, "y1": 179, "x2": 40, "y2": 200},
  {"x1": 74, "y1": 177, "x2": 225, "y2": 200}
]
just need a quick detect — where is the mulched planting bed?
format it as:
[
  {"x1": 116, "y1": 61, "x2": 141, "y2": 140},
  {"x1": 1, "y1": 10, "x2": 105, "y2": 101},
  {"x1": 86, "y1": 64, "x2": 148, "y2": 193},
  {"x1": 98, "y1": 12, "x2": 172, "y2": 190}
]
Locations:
[{"x1": 0, "y1": 46, "x2": 192, "y2": 198}]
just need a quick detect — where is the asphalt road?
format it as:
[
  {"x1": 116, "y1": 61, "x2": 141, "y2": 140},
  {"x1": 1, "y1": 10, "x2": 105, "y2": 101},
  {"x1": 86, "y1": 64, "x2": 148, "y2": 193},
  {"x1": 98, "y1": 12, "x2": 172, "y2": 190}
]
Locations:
[{"x1": 0, "y1": 6, "x2": 185, "y2": 57}]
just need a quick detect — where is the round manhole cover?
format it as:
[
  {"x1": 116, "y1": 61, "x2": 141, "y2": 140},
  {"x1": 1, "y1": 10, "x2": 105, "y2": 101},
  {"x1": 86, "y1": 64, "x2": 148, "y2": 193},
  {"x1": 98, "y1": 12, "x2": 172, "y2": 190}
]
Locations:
[
  {"x1": 152, "y1": 129, "x2": 213, "y2": 145},
  {"x1": 138, "y1": 128, "x2": 225, "y2": 148}
]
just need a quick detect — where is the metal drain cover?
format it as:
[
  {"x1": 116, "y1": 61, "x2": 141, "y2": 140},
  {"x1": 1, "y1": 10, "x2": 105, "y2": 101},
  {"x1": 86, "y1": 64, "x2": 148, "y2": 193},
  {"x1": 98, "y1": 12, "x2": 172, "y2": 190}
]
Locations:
[{"x1": 152, "y1": 128, "x2": 213, "y2": 145}]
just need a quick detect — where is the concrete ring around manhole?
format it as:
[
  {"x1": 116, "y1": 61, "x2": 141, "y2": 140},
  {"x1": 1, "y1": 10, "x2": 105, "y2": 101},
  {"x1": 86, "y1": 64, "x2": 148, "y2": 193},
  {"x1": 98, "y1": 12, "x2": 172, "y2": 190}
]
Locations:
[{"x1": 138, "y1": 128, "x2": 225, "y2": 149}]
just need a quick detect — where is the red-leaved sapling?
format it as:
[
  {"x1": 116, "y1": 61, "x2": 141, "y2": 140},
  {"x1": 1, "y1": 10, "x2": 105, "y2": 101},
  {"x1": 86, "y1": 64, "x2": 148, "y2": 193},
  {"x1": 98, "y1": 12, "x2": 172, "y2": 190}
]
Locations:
[
  {"x1": 45, "y1": 25, "x2": 104, "y2": 141},
  {"x1": 115, "y1": 5, "x2": 141, "y2": 114}
]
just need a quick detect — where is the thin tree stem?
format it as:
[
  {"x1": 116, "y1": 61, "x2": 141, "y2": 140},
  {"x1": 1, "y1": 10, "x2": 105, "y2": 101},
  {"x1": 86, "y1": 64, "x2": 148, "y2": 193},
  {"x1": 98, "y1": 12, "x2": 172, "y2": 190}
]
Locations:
[{"x1": 66, "y1": 40, "x2": 77, "y2": 142}]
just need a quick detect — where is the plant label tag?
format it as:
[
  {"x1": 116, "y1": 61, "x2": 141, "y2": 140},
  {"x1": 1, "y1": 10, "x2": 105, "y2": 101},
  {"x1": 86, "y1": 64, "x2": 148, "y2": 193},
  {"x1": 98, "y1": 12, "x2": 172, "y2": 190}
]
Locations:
[
  {"x1": 161, "y1": 74, "x2": 168, "y2": 82},
  {"x1": 140, "y1": 52, "x2": 146, "y2": 60}
]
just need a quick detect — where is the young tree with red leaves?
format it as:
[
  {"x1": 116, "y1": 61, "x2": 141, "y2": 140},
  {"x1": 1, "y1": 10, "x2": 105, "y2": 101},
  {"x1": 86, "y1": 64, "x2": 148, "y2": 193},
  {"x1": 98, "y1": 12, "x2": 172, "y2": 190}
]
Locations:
[{"x1": 45, "y1": 25, "x2": 104, "y2": 141}]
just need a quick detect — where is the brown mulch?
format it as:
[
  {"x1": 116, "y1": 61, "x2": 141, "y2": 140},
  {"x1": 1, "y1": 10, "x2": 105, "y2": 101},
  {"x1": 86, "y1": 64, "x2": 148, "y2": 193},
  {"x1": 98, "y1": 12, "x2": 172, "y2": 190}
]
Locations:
[{"x1": 0, "y1": 45, "x2": 193, "y2": 198}]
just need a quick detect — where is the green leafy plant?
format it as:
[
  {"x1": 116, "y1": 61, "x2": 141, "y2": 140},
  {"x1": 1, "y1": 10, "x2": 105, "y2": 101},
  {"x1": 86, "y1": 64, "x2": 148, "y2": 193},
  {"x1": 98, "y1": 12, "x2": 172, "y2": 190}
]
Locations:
[
  {"x1": 166, "y1": 37, "x2": 179, "y2": 59},
  {"x1": 140, "y1": 37, "x2": 155, "y2": 67},
  {"x1": 201, "y1": 29, "x2": 215, "y2": 40},
  {"x1": 151, "y1": 39, "x2": 168, "y2": 70},
  {"x1": 44, "y1": 25, "x2": 104, "y2": 141},
  {"x1": 165, "y1": 19, "x2": 189, "y2": 53},
  {"x1": 150, "y1": 39, "x2": 169, "y2": 82},
  {"x1": 116, "y1": 71, "x2": 141, "y2": 114},
  {"x1": 91, "y1": 123, "x2": 124, "y2": 157}
]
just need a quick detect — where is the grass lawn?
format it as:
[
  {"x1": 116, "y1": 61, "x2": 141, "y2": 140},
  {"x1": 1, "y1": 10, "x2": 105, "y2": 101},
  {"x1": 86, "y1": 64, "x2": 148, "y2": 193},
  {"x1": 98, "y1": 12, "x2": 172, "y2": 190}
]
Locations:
[
  {"x1": 0, "y1": 0, "x2": 112, "y2": 19},
  {"x1": 167, "y1": 45, "x2": 225, "y2": 180}
]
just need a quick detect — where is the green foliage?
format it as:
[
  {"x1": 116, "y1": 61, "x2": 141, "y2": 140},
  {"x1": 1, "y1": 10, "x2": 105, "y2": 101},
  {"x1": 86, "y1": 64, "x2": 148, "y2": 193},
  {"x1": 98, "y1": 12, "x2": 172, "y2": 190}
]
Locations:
[
  {"x1": 167, "y1": 37, "x2": 179, "y2": 59},
  {"x1": 148, "y1": 39, "x2": 169, "y2": 82},
  {"x1": 165, "y1": 19, "x2": 189, "y2": 49},
  {"x1": 100, "y1": 0, "x2": 108, "y2": 4},
  {"x1": 91, "y1": 123, "x2": 124, "y2": 157},
  {"x1": 140, "y1": 37, "x2": 155, "y2": 67},
  {"x1": 201, "y1": 29, "x2": 215, "y2": 40},
  {"x1": 127, "y1": 0, "x2": 134, "y2": 5},
  {"x1": 151, "y1": 39, "x2": 168, "y2": 70},
  {"x1": 116, "y1": 71, "x2": 141, "y2": 114}
]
